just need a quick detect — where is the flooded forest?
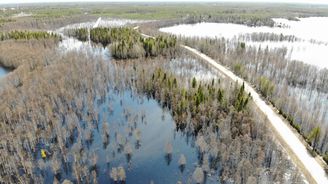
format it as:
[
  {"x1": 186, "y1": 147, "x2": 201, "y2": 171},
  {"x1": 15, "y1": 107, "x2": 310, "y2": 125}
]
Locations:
[{"x1": 0, "y1": 2, "x2": 328, "y2": 184}]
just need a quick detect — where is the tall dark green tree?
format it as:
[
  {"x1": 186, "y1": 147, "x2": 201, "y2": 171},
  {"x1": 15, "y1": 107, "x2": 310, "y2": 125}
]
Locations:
[{"x1": 307, "y1": 127, "x2": 321, "y2": 151}]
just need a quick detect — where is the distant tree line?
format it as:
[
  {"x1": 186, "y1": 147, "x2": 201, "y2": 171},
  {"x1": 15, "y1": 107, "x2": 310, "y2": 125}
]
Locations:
[
  {"x1": 0, "y1": 14, "x2": 95, "y2": 31},
  {"x1": 237, "y1": 32, "x2": 300, "y2": 42},
  {"x1": 0, "y1": 30, "x2": 61, "y2": 41},
  {"x1": 182, "y1": 14, "x2": 275, "y2": 27}
]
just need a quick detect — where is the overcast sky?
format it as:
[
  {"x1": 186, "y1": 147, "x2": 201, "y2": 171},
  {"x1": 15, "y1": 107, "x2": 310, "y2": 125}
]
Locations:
[{"x1": 1, "y1": 0, "x2": 328, "y2": 5}]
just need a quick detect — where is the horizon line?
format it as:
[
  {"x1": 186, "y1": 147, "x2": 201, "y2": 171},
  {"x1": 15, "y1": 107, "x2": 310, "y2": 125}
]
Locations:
[{"x1": 1, "y1": 0, "x2": 328, "y2": 6}]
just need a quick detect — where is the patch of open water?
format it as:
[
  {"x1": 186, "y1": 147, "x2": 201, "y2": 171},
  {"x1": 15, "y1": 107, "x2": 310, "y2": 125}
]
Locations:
[{"x1": 160, "y1": 17, "x2": 328, "y2": 69}]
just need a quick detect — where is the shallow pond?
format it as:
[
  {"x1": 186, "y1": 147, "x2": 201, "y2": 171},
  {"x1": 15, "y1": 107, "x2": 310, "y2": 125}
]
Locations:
[
  {"x1": 160, "y1": 17, "x2": 328, "y2": 69},
  {"x1": 41, "y1": 90, "x2": 218, "y2": 184}
]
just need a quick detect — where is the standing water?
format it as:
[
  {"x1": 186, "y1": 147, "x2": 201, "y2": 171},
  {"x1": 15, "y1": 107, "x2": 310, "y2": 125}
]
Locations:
[
  {"x1": 55, "y1": 18, "x2": 150, "y2": 61},
  {"x1": 0, "y1": 66, "x2": 9, "y2": 79},
  {"x1": 42, "y1": 90, "x2": 218, "y2": 184},
  {"x1": 160, "y1": 17, "x2": 328, "y2": 69}
]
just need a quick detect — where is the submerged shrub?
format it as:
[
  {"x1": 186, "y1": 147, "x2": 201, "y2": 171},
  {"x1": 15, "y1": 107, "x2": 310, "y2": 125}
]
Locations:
[
  {"x1": 124, "y1": 143, "x2": 133, "y2": 155},
  {"x1": 116, "y1": 133, "x2": 126, "y2": 147},
  {"x1": 110, "y1": 167, "x2": 118, "y2": 182},
  {"x1": 201, "y1": 154, "x2": 210, "y2": 173},
  {"x1": 165, "y1": 142, "x2": 173, "y2": 155},
  {"x1": 92, "y1": 170, "x2": 97, "y2": 184},
  {"x1": 192, "y1": 167, "x2": 204, "y2": 184},
  {"x1": 134, "y1": 129, "x2": 141, "y2": 141},
  {"x1": 51, "y1": 157, "x2": 61, "y2": 175},
  {"x1": 178, "y1": 154, "x2": 187, "y2": 166},
  {"x1": 178, "y1": 154, "x2": 187, "y2": 173},
  {"x1": 196, "y1": 135, "x2": 208, "y2": 154},
  {"x1": 91, "y1": 152, "x2": 98, "y2": 167},
  {"x1": 118, "y1": 166, "x2": 126, "y2": 181},
  {"x1": 61, "y1": 180, "x2": 73, "y2": 184}
]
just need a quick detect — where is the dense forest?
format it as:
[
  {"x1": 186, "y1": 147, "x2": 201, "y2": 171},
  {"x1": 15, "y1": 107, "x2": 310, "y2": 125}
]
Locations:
[
  {"x1": 68, "y1": 27, "x2": 178, "y2": 59},
  {"x1": 182, "y1": 37, "x2": 328, "y2": 163}
]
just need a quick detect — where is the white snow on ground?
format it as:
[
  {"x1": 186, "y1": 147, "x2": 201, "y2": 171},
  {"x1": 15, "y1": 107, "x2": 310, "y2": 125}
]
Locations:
[{"x1": 182, "y1": 45, "x2": 328, "y2": 184}]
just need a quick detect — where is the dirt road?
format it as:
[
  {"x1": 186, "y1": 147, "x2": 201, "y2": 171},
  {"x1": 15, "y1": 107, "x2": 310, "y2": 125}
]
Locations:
[{"x1": 182, "y1": 45, "x2": 328, "y2": 184}]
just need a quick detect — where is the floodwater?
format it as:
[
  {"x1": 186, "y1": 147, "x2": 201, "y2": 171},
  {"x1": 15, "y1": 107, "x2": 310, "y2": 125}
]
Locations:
[
  {"x1": 0, "y1": 66, "x2": 9, "y2": 79},
  {"x1": 160, "y1": 17, "x2": 328, "y2": 69},
  {"x1": 160, "y1": 18, "x2": 328, "y2": 123},
  {"x1": 165, "y1": 58, "x2": 224, "y2": 81},
  {"x1": 54, "y1": 18, "x2": 149, "y2": 60},
  {"x1": 42, "y1": 90, "x2": 218, "y2": 184},
  {"x1": 48, "y1": 19, "x2": 224, "y2": 181},
  {"x1": 57, "y1": 36, "x2": 111, "y2": 60}
]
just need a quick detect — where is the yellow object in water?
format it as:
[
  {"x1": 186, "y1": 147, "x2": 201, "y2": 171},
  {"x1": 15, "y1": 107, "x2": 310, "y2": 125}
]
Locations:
[{"x1": 41, "y1": 149, "x2": 47, "y2": 158}]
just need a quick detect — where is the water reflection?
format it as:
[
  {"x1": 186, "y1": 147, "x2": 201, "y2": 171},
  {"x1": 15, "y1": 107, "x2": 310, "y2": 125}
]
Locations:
[
  {"x1": 57, "y1": 35, "x2": 111, "y2": 61},
  {"x1": 42, "y1": 90, "x2": 218, "y2": 184}
]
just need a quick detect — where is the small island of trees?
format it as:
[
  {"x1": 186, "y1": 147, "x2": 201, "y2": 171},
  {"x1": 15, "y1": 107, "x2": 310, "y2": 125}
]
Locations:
[{"x1": 69, "y1": 27, "x2": 177, "y2": 59}]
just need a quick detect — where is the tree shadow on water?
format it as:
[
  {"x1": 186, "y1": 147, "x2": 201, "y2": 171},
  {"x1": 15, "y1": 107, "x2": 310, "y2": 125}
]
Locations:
[{"x1": 165, "y1": 153, "x2": 172, "y2": 166}]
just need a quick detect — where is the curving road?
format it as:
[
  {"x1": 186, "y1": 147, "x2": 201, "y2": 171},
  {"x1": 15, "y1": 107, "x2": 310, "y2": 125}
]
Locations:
[{"x1": 182, "y1": 45, "x2": 328, "y2": 184}]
